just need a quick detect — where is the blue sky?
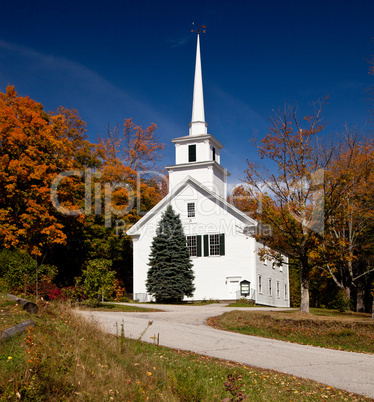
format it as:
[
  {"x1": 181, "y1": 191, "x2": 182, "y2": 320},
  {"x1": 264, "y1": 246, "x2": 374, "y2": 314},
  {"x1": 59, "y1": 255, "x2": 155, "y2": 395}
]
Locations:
[{"x1": 1, "y1": 0, "x2": 373, "y2": 187}]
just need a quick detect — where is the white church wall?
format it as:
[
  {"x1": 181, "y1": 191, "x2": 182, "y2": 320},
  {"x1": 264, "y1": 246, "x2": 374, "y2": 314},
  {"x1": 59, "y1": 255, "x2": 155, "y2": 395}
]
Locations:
[
  {"x1": 175, "y1": 138, "x2": 210, "y2": 164},
  {"x1": 212, "y1": 167, "x2": 226, "y2": 199},
  {"x1": 169, "y1": 167, "x2": 226, "y2": 199},
  {"x1": 254, "y1": 242, "x2": 290, "y2": 308},
  {"x1": 132, "y1": 184, "x2": 258, "y2": 302},
  {"x1": 186, "y1": 234, "x2": 257, "y2": 300},
  {"x1": 169, "y1": 166, "x2": 210, "y2": 192},
  {"x1": 131, "y1": 185, "x2": 290, "y2": 306}
]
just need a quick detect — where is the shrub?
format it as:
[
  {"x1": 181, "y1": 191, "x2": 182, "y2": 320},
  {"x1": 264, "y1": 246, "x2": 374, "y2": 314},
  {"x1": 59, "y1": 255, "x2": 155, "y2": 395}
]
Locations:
[
  {"x1": 61, "y1": 286, "x2": 86, "y2": 302},
  {"x1": 0, "y1": 248, "x2": 36, "y2": 291},
  {"x1": 0, "y1": 249, "x2": 57, "y2": 293},
  {"x1": 75, "y1": 259, "x2": 116, "y2": 304},
  {"x1": 329, "y1": 289, "x2": 350, "y2": 312},
  {"x1": 109, "y1": 278, "x2": 127, "y2": 301},
  {"x1": 46, "y1": 286, "x2": 62, "y2": 300},
  {"x1": 12, "y1": 279, "x2": 61, "y2": 300}
]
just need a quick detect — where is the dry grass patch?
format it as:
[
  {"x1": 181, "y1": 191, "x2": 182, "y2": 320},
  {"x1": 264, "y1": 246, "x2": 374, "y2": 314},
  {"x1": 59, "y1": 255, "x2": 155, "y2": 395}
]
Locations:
[
  {"x1": 1, "y1": 295, "x2": 372, "y2": 401},
  {"x1": 208, "y1": 309, "x2": 374, "y2": 354}
]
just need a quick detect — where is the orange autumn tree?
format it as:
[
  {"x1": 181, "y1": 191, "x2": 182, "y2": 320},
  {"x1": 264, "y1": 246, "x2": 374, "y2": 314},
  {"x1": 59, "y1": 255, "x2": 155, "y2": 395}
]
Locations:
[
  {"x1": 313, "y1": 134, "x2": 374, "y2": 311},
  {"x1": 0, "y1": 86, "x2": 100, "y2": 258},
  {"x1": 122, "y1": 118, "x2": 163, "y2": 172},
  {"x1": 69, "y1": 119, "x2": 167, "y2": 293},
  {"x1": 98, "y1": 118, "x2": 166, "y2": 227},
  {"x1": 0, "y1": 86, "x2": 166, "y2": 294},
  {"x1": 241, "y1": 103, "x2": 330, "y2": 313}
]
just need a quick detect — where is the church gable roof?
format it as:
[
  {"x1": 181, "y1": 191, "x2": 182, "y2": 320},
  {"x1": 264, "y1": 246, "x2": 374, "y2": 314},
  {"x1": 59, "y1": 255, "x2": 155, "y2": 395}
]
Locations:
[{"x1": 126, "y1": 176, "x2": 257, "y2": 236}]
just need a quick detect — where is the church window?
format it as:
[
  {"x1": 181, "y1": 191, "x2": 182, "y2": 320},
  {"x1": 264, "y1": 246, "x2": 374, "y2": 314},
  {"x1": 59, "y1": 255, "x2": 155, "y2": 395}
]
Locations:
[
  {"x1": 258, "y1": 275, "x2": 262, "y2": 294},
  {"x1": 187, "y1": 235, "x2": 201, "y2": 257},
  {"x1": 187, "y1": 202, "x2": 195, "y2": 218},
  {"x1": 212, "y1": 147, "x2": 216, "y2": 161},
  {"x1": 284, "y1": 284, "x2": 288, "y2": 300},
  {"x1": 276, "y1": 281, "x2": 280, "y2": 298},
  {"x1": 188, "y1": 144, "x2": 196, "y2": 162},
  {"x1": 268, "y1": 279, "x2": 272, "y2": 296},
  {"x1": 187, "y1": 236, "x2": 197, "y2": 257},
  {"x1": 203, "y1": 234, "x2": 225, "y2": 256},
  {"x1": 210, "y1": 234, "x2": 220, "y2": 255}
]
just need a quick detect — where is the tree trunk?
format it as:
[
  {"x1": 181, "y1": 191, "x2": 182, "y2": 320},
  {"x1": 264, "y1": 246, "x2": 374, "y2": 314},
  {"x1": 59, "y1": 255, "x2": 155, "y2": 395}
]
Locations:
[
  {"x1": 18, "y1": 299, "x2": 39, "y2": 314},
  {"x1": 6, "y1": 294, "x2": 39, "y2": 314},
  {"x1": 356, "y1": 279, "x2": 365, "y2": 312},
  {"x1": 299, "y1": 264, "x2": 309, "y2": 313},
  {"x1": 344, "y1": 286, "x2": 351, "y2": 300},
  {"x1": 1, "y1": 320, "x2": 35, "y2": 340},
  {"x1": 299, "y1": 254, "x2": 310, "y2": 313},
  {"x1": 300, "y1": 280, "x2": 309, "y2": 313}
]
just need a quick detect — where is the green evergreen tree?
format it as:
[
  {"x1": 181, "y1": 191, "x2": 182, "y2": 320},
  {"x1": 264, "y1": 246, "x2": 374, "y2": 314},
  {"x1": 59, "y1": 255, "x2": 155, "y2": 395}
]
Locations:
[{"x1": 146, "y1": 205, "x2": 195, "y2": 302}]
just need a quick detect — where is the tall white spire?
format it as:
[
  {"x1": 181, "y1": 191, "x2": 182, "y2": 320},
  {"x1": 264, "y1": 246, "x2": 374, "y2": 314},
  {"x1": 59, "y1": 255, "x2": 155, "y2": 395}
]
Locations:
[{"x1": 189, "y1": 33, "x2": 208, "y2": 136}]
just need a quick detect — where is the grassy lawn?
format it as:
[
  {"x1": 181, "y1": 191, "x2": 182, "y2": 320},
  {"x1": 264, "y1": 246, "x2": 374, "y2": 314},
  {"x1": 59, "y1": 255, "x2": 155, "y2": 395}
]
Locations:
[
  {"x1": 226, "y1": 302, "x2": 260, "y2": 307},
  {"x1": 208, "y1": 308, "x2": 374, "y2": 354},
  {"x1": 226, "y1": 299, "x2": 267, "y2": 308},
  {"x1": 141, "y1": 300, "x2": 220, "y2": 306},
  {"x1": 0, "y1": 295, "x2": 372, "y2": 401}
]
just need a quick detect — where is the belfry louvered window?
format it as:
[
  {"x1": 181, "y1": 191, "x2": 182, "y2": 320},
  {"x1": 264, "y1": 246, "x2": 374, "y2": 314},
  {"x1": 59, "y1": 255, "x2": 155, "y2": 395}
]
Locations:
[{"x1": 188, "y1": 144, "x2": 196, "y2": 162}]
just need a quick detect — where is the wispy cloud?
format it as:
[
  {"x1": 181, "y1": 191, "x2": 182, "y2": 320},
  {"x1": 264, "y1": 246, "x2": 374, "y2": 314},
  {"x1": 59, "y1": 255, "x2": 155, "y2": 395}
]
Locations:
[
  {"x1": 205, "y1": 85, "x2": 270, "y2": 179},
  {"x1": 0, "y1": 39, "x2": 266, "y2": 174},
  {"x1": 0, "y1": 39, "x2": 136, "y2": 103},
  {"x1": 337, "y1": 81, "x2": 366, "y2": 90},
  {"x1": 0, "y1": 39, "x2": 183, "y2": 152},
  {"x1": 209, "y1": 85, "x2": 269, "y2": 139},
  {"x1": 166, "y1": 34, "x2": 192, "y2": 48}
]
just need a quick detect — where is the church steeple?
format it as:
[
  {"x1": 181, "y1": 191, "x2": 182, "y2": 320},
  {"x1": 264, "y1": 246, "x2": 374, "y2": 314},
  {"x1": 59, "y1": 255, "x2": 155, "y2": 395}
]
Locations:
[
  {"x1": 189, "y1": 33, "x2": 208, "y2": 136},
  {"x1": 165, "y1": 29, "x2": 230, "y2": 199}
]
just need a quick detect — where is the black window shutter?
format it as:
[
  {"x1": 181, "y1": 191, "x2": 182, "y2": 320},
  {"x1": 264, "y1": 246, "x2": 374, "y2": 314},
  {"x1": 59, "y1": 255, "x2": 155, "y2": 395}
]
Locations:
[
  {"x1": 189, "y1": 144, "x2": 196, "y2": 162},
  {"x1": 197, "y1": 235, "x2": 202, "y2": 257},
  {"x1": 212, "y1": 147, "x2": 216, "y2": 161},
  {"x1": 203, "y1": 235, "x2": 209, "y2": 256},
  {"x1": 219, "y1": 233, "x2": 225, "y2": 255}
]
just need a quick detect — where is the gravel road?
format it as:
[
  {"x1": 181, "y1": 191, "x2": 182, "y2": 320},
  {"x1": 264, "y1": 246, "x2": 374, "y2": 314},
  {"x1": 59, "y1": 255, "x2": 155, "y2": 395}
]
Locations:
[{"x1": 76, "y1": 303, "x2": 374, "y2": 399}]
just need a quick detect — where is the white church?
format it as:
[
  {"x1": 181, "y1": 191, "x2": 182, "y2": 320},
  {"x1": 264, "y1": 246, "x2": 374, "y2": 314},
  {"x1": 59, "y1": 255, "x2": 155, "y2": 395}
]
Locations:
[{"x1": 127, "y1": 33, "x2": 290, "y2": 307}]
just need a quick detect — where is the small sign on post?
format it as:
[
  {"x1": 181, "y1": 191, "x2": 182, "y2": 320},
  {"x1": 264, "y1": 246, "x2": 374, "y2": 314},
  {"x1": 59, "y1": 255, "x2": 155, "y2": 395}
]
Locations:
[{"x1": 240, "y1": 280, "x2": 250, "y2": 297}]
